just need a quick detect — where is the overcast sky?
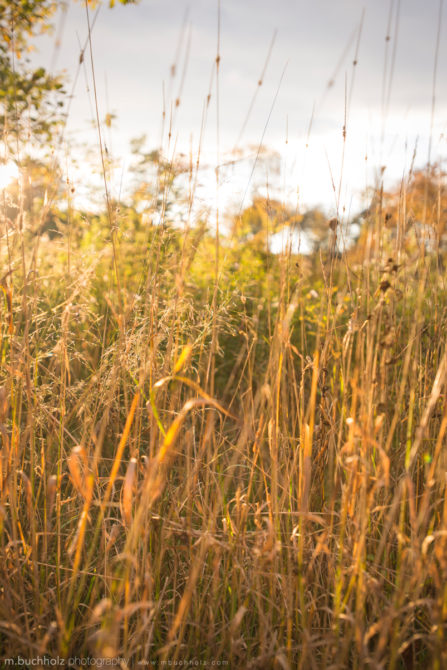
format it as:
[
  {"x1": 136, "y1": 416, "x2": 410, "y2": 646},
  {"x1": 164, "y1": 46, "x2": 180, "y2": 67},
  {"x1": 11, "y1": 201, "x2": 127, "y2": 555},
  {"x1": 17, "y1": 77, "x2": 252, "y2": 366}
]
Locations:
[{"x1": 32, "y1": 0, "x2": 447, "y2": 217}]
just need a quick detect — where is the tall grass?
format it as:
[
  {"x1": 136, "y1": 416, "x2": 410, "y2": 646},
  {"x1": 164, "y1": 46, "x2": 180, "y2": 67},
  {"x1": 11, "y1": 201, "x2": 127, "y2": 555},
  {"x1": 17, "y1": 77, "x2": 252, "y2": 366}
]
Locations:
[
  {"x1": 1, "y1": 6, "x2": 447, "y2": 669},
  {"x1": 1, "y1": 163, "x2": 447, "y2": 668}
]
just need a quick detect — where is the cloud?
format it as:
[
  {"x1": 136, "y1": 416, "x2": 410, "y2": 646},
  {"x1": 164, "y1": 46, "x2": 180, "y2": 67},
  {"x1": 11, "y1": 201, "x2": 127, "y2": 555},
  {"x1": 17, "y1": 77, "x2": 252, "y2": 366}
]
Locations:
[{"x1": 27, "y1": 0, "x2": 446, "y2": 211}]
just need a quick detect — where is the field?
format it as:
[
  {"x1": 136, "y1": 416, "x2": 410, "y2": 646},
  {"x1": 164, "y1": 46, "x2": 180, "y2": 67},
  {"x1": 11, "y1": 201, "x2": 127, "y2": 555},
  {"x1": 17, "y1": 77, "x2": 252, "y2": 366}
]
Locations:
[{"x1": 1, "y1": 1, "x2": 447, "y2": 668}]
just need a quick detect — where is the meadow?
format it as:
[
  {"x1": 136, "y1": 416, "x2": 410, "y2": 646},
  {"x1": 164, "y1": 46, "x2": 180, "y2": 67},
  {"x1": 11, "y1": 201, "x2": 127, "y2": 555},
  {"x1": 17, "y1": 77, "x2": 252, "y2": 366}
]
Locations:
[{"x1": 1, "y1": 1, "x2": 447, "y2": 668}]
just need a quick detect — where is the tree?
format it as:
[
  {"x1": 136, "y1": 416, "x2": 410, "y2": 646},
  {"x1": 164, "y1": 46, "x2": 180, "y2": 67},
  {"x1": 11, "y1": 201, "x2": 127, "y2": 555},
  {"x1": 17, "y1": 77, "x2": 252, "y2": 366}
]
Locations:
[
  {"x1": 352, "y1": 165, "x2": 447, "y2": 259},
  {"x1": 0, "y1": 0, "x2": 64, "y2": 145},
  {"x1": 128, "y1": 136, "x2": 190, "y2": 227},
  {"x1": 232, "y1": 196, "x2": 330, "y2": 255},
  {"x1": 232, "y1": 197, "x2": 300, "y2": 251},
  {"x1": 0, "y1": 0, "x2": 138, "y2": 148}
]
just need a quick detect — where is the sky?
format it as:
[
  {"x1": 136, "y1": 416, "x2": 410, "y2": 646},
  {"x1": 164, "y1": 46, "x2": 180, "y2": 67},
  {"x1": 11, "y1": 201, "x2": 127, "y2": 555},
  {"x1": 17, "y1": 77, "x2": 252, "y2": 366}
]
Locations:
[{"x1": 28, "y1": 0, "x2": 447, "y2": 223}]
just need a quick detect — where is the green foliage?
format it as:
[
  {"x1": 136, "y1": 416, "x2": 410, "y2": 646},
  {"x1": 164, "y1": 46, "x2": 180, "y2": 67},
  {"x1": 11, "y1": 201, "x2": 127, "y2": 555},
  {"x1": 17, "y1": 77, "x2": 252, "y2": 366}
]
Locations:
[
  {"x1": 129, "y1": 137, "x2": 189, "y2": 222},
  {"x1": 0, "y1": 0, "x2": 138, "y2": 146},
  {"x1": 0, "y1": 0, "x2": 64, "y2": 144},
  {"x1": 108, "y1": 0, "x2": 139, "y2": 5},
  {"x1": 232, "y1": 196, "x2": 300, "y2": 250}
]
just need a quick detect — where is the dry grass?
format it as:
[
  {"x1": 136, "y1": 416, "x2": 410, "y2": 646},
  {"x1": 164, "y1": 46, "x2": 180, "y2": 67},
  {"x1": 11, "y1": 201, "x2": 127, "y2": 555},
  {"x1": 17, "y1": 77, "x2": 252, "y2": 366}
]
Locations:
[
  {"x1": 1, "y1": 166, "x2": 447, "y2": 670},
  {"x1": 1, "y1": 4, "x2": 447, "y2": 666}
]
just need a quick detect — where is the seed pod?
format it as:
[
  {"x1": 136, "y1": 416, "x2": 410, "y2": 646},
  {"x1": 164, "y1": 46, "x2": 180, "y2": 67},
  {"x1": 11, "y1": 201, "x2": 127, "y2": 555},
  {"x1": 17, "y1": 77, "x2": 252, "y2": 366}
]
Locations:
[{"x1": 122, "y1": 457, "x2": 137, "y2": 526}]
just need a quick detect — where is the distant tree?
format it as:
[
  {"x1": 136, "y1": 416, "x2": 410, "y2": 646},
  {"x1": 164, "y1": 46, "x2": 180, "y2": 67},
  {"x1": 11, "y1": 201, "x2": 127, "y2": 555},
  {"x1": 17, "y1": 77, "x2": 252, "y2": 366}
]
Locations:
[
  {"x1": 231, "y1": 197, "x2": 299, "y2": 251},
  {"x1": 128, "y1": 136, "x2": 190, "y2": 226},
  {"x1": 397, "y1": 166, "x2": 447, "y2": 246},
  {"x1": 352, "y1": 165, "x2": 447, "y2": 258},
  {"x1": 232, "y1": 196, "x2": 330, "y2": 255},
  {"x1": 300, "y1": 207, "x2": 331, "y2": 253}
]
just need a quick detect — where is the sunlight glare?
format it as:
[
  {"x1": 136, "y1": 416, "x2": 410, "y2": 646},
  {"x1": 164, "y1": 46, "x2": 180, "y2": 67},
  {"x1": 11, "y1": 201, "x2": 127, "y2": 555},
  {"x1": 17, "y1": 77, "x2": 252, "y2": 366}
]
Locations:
[{"x1": 0, "y1": 162, "x2": 19, "y2": 190}]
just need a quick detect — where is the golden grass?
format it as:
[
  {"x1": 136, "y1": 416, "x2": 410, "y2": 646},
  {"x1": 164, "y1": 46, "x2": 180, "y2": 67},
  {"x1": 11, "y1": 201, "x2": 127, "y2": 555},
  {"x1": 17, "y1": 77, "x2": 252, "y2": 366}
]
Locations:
[{"x1": 0, "y1": 169, "x2": 447, "y2": 670}]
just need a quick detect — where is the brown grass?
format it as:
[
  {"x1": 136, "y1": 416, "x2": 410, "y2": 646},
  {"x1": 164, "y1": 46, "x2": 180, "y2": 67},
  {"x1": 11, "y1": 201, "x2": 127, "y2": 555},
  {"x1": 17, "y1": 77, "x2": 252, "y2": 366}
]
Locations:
[{"x1": 1, "y1": 168, "x2": 447, "y2": 670}]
